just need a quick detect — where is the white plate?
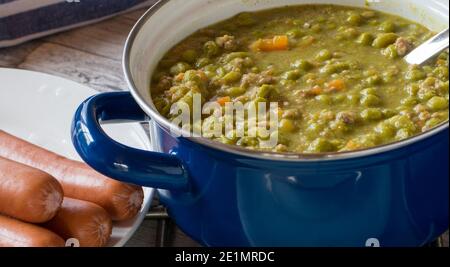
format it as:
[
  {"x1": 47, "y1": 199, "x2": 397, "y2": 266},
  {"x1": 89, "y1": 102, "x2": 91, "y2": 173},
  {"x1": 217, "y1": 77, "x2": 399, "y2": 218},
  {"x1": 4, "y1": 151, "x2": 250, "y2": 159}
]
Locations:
[{"x1": 0, "y1": 68, "x2": 154, "y2": 247}]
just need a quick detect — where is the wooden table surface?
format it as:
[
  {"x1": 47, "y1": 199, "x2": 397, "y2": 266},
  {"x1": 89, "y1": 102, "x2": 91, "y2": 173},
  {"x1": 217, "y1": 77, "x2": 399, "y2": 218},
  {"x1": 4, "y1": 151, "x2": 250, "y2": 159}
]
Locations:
[{"x1": 0, "y1": 7, "x2": 447, "y2": 248}]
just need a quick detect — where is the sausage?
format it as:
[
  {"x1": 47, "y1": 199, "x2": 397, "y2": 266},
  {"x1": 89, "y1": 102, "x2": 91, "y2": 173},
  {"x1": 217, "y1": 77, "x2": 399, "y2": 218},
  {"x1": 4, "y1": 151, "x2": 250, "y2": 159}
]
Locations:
[
  {"x1": 0, "y1": 130, "x2": 144, "y2": 221},
  {"x1": 0, "y1": 156, "x2": 63, "y2": 223},
  {"x1": 44, "y1": 198, "x2": 112, "y2": 247},
  {"x1": 0, "y1": 214, "x2": 65, "y2": 247}
]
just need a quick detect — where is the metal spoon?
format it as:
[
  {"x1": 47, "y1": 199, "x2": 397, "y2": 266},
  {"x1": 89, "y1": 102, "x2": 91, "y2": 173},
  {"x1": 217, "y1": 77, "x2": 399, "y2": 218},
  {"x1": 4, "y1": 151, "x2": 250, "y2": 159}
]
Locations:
[{"x1": 404, "y1": 28, "x2": 449, "y2": 65}]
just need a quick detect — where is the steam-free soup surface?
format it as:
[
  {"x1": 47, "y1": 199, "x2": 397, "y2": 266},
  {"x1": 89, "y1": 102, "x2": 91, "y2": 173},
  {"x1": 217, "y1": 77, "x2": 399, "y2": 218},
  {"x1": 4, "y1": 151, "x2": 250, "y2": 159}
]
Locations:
[{"x1": 151, "y1": 5, "x2": 449, "y2": 153}]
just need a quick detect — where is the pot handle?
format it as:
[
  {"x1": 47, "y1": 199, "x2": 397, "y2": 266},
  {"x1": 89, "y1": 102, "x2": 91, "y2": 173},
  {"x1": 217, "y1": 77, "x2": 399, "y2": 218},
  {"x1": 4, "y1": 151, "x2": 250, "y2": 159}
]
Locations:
[{"x1": 71, "y1": 91, "x2": 189, "y2": 191}]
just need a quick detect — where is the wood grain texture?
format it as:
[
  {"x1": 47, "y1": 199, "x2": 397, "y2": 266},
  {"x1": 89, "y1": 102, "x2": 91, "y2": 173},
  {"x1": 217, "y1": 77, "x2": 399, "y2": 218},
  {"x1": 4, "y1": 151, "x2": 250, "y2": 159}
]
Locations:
[
  {"x1": 44, "y1": 15, "x2": 137, "y2": 61},
  {"x1": 0, "y1": 41, "x2": 41, "y2": 68},
  {"x1": 18, "y1": 43, "x2": 126, "y2": 92}
]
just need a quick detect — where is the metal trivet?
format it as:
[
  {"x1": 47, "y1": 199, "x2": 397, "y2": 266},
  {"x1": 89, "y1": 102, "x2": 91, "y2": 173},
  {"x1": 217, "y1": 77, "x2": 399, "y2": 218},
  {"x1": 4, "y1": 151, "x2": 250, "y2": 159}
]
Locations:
[{"x1": 144, "y1": 206, "x2": 446, "y2": 247}]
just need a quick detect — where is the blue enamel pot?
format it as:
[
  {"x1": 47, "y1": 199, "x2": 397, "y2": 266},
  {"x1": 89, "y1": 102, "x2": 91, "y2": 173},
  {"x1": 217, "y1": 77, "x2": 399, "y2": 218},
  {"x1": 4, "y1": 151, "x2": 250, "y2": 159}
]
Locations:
[{"x1": 71, "y1": 0, "x2": 449, "y2": 247}]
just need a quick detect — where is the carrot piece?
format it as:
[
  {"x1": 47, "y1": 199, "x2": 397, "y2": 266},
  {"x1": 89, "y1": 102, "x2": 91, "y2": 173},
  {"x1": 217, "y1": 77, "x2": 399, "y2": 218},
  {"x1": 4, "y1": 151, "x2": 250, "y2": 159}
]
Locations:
[
  {"x1": 217, "y1": 96, "x2": 231, "y2": 106},
  {"x1": 305, "y1": 86, "x2": 323, "y2": 97},
  {"x1": 197, "y1": 71, "x2": 208, "y2": 82},
  {"x1": 327, "y1": 79, "x2": 345, "y2": 92},
  {"x1": 174, "y1": 73, "x2": 185, "y2": 82},
  {"x1": 251, "y1": 35, "x2": 289, "y2": 52},
  {"x1": 271, "y1": 35, "x2": 289, "y2": 50},
  {"x1": 310, "y1": 86, "x2": 323, "y2": 95}
]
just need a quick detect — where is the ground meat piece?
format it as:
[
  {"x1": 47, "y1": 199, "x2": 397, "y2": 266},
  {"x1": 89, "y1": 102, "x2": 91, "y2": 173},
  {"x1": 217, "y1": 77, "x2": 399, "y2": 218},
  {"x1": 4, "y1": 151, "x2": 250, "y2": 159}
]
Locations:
[
  {"x1": 336, "y1": 111, "x2": 357, "y2": 125},
  {"x1": 241, "y1": 72, "x2": 277, "y2": 87},
  {"x1": 395, "y1": 37, "x2": 414, "y2": 56},
  {"x1": 216, "y1": 35, "x2": 238, "y2": 51},
  {"x1": 241, "y1": 73, "x2": 258, "y2": 87},
  {"x1": 320, "y1": 111, "x2": 336, "y2": 122},
  {"x1": 258, "y1": 75, "x2": 276, "y2": 85},
  {"x1": 258, "y1": 70, "x2": 277, "y2": 85},
  {"x1": 155, "y1": 76, "x2": 173, "y2": 93},
  {"x1": 282, "y1": 109, "x2": 301, "y2": 119},
  {"x1": 418, "y1": 111, "x2": 431, "y2": 121},
  {"x1": 228, "y1": 58, "x2": 245, "y2": 71},
  {"x1": 414, "y1": 104, "x2": 428, "y2": 113}
]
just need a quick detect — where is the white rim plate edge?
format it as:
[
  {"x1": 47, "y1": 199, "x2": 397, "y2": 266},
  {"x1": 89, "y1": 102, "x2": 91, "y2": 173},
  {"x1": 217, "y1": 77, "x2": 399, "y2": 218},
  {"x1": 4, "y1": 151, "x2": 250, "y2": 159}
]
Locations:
[{"x1": 0, "y1": 68, "x2": 154, "y2": 247}]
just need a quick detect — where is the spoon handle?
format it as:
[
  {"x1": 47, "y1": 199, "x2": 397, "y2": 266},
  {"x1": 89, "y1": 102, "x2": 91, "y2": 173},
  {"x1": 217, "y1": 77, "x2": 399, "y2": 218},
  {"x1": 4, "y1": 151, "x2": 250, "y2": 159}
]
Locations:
[{"x1": 404, "y1": 28, "x2": 449, "y2": 65}]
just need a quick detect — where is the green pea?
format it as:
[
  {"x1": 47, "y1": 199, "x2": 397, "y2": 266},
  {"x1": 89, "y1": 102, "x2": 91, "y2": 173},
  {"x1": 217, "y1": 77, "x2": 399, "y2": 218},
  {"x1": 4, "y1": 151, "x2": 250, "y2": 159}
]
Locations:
[
  {"x1": 257, "y1": 84, "x2": 275, "y2": 98},
  {"x1": 170, "y1": 62, "x2": 191, "y2": 75},
  {"x1": 383, "y1": 44, "x2": 398, "y2": 59},
  {"x1": 204, "y1": 41, "x2": 220, "y2": 57},
  {"x1": 223, "y1": 52, "x2": 251, "y2": 63},
  {"x1": 360, "y1": 94, "x2": 381, "y2": 107},
  {"x1": 347, "y1": 93, "x2": 360, "y2": 105},
  {"x1": 433, "y1": 66, "x2": 449, "y2": 80},
  {"x1": 226, "y1": 87, "x2": 246, "y2": 97},
  {"x1": 311, "y1": 24, "x2": 322, "y2": 33},
  {"x1": 306, "y1": 123, "x2": 324, "y2": 137},
  {"x1": 418, "y1": 89, "x2": 436, "y2": 101},
  {"x1": 153, "y1": 97, "x2": 169, "y2": 111},
  {"x1": 195, "y1": 58, "x2": 210, "y2": 68},
  {"x1": 406, "y1": 83, "x2": 420, "y2": 96},
  {"x1": 375, "y1": 122, "x2": 396, "y2": 138},
  {"x1": 400, "y1": 97, "x2": 418, "y2": 106},
  {"x1": 382, "y1": 108, "x2": 397, "y2": 118},
  {"x1": 315, "y1": 49, "x2": 332, "y2": 61},
  {"x1": 320, "y1": 62, "x2": 350, "y2": 74},
  {"x1": 222, "y1": 71, "x2": 242, "y2": 85},
  {"x1": 279, "y1": 119, "x2": 296, "y2": 133},
  {"x1": 396, "y1": 128, "x2": 413, "y2": 140},
  {"x1": 378, "y1": 21, "x2": 396, "y2": 32},
  {"x1": 427, "y1": 96, "x2": 448, "y2": 111},
  {"x1": 182, "y1": 49, "x2": 198, "y2": 63},
  {"x1": 424, "y1": 117, "x2": 443, "y2": 130},
  {"x1": 326, "y1": 22, "x2": 337, "y2": 30},
  {"x1": 361, "y1": 108, "x2": 383, "y2": 120},
  {"x1": 287, "y1": 28, "x2": 303, "y2": 38},
  {"x1": 405, "y1": 69, "x2": 426, "y2": 81},
  {"x1": 372, "y1": 33, "x2": 398, "y2": 48},
  {"x1": 293, "y1": 19, "x2": 303, "y2": 26},
  {"x1": 347, "y1": 14, "x2": 363, "y2": 25},
  {"x1": 307, "y1": 138, "x2": 337, "y2": 153},
  {"x1": 357, "y1": 33, "x2": 374, "y2": 46},
  {"x1": 359, "y1": 134, "x2": 380, "y2": 147},
  {"x1": 282, "y1": 70, "x2": 302, "y2": 80},
  {"x1": 366, "y1": 75, "x2": 383, "y2": 86},
  {"x1": 292, "y1": 59, "x2": 314, "y2": 71},
  {"x1": 389, "y1": 115, "x2": 415, "y2": 130},
  {"x1": 316, "y1": 95, "x2": 332, "y2": 105},
  {"x1": 183, "y1": 70, "x2": 202, "y2": 84},
  {"x1": 361, "y1": 87, "x2": 378, "y2": 96},
  {"x1": 333, "y1": 94, "x2": 347, "y2": 103},
  {"x1": 439, "y1": 81, "x2": 449, "y2": 95}
]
